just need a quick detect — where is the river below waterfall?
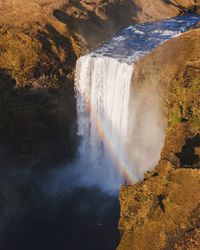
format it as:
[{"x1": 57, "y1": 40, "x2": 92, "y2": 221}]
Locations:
[{"x1": 1, "y1": 14, "x2": 200, "y2": 250}]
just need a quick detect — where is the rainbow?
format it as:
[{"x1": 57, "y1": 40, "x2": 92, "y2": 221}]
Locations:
[{"x1": 85, "y1": 94, "x2": 140, "y2": 185}]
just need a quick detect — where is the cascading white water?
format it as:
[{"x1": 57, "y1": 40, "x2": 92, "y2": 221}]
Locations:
[
  {"x1": 75, "y1": 56, "x2": 133, "y2": 189},
  {"x1": 74, "y1": 14, "x2": 200, "y2": 191}
]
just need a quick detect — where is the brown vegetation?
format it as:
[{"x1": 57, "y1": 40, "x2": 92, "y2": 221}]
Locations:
[{"x1": 118, "y1": 27, "x2": 200, "y2": 250}]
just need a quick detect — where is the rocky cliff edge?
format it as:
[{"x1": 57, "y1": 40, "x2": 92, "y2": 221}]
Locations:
[{"x1": 118, "y1": 26, "x2": 200, "y2": 250}]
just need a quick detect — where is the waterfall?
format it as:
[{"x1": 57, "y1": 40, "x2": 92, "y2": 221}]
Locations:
[
  {"x1": 74, "y1": 14, "x2": 200, "y2": 191},
  {"x1": 75, "y1": 56, "x2": 133, "y2": 190},
  {"x1": 75, "y1": 55, "x2": 165, "y2": 191}
]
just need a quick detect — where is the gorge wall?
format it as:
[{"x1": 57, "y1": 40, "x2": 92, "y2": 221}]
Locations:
[
  {"x1": 0, "y1": 0, "x2": 199, "y2": 168},
  {"x1": 118, "y1": 26, "x2": 200, "y2": 250},
  {"x1": 1, "y1": 1, "x2": 200, "y2": 248}
]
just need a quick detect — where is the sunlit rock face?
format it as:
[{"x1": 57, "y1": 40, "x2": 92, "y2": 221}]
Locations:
[
  {"x1": 117, "y1": 20, "x2": 200, "y2": 250},
  {"x1": 74, "y1": 15, "x2": 200, "y2": 191}
]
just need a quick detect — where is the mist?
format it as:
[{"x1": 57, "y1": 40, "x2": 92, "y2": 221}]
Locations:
[{"x1": 127, "y1": 81, "x2": 167, "y2": 180}]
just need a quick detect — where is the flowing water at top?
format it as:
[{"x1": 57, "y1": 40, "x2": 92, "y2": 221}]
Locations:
[{"x1": 75, "y1": 14, "x2": 200, "y2": 192}]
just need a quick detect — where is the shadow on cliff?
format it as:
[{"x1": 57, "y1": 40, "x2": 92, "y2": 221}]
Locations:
[
  {"x1": 37, "y1": 23, "x2": 76, "y2": 70},
  {"x1": 0, "y1": 69, "x2": 77, "y2": 169},
  {"x1": 162, "y1": 0, "x2": 198, "y2": 14},
  {"x1": 53, "y1": 0, "x2": 140, "y2": 48},
  {"x1": 175, "y1": 134, "x2": 200, "y2": 168}
]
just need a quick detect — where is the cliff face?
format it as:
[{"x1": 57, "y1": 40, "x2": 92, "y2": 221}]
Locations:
[
  {"x1": 0, "y1": 0, "x2": 200, "y2": 248},
  {"x1": 1, "y1": 0, "x2": 198, "y2": 167},
  {"x1": 118, "y1": 27, "x2": 200, "y2": 250},
  {"x1": 0, "y1": 1, "x2": 78, "y2": 167}
]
